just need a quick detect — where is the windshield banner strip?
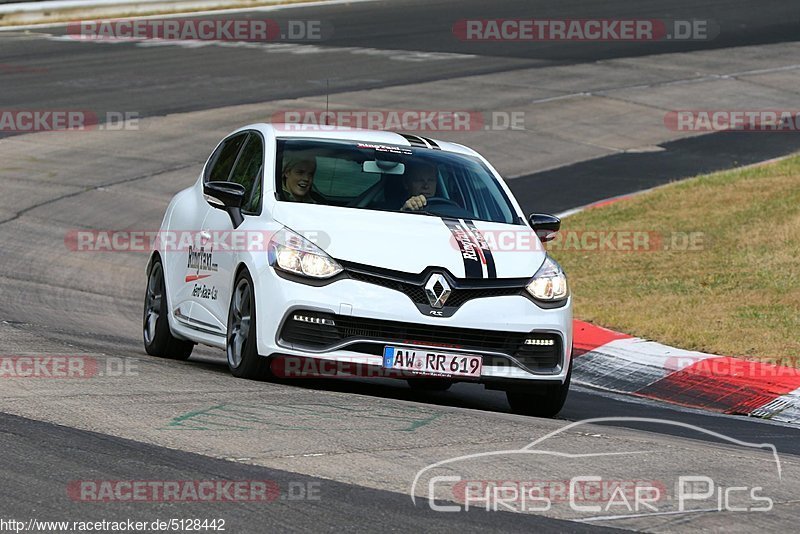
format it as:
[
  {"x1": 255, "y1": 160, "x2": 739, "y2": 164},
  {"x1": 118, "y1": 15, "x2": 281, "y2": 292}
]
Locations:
[
  {"x1": 442, "y1": 217, "x2": 484, "y2": 278},
  {"x1": 462, "y1": 219, "x2": 497, "y2": 278}
]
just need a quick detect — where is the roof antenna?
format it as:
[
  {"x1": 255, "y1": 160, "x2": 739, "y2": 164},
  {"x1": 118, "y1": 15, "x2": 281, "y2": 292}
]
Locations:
[{"x1": 325, "y1": 79, "x2": 330, "y2": 126}]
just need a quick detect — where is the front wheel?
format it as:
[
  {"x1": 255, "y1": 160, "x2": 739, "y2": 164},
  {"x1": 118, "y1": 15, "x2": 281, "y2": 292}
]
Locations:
[
  {"x1": 506, "y1": 361, "x2": 571, "y2": 418},
  {"x1": 143, "y1": 257, "x2": 194, "y2": 360},
  {"x1": 226, "y1": 269, "x2": 270, "y2": 379}
]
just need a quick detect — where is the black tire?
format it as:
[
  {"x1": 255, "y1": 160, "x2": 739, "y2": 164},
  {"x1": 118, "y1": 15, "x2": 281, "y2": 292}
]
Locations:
[
  {"x1": 226, "y1": 269, "x2": 270, "y2": 379},
  {"x1": 143, "y1": 257, "x2": 194, "y2": 360},
  {"x1": 506, "y1": 360, "x2": 572, "y2": 418},
  {"x1": 407, "y1": 378, "x2": 453, "y2": 391}
]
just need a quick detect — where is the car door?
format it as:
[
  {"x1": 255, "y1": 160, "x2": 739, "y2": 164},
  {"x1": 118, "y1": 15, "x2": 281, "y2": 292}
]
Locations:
[
  {"x1": 194, "y1": 131, "x2": 265, "y2": 330},
  {"x1": 185, "y1": 131, "x2": 249, "y2": 333}
]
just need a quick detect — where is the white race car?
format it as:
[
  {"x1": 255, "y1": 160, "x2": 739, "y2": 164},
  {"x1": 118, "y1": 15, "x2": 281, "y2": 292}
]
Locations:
[{"x1": 143, "y1": 124, "x2": 572, "y2": 416}]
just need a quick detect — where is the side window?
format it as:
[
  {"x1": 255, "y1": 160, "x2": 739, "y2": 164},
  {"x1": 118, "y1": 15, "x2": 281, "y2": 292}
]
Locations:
[
  {"x1": 229, "y1": 134, "x2": 264, "y2": 214},
  {"x1": 205, "y1": 133, "x2": 247, "y2": 183}
]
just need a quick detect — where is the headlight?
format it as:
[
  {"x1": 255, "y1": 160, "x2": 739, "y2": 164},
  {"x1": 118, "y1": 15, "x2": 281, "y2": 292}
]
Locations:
[
  {"x1": 268, "y1": 228, "x2": 343, "y2": 279},
  {"x1": 526, "y1": 256, "x2": 569, "y2": 301}
]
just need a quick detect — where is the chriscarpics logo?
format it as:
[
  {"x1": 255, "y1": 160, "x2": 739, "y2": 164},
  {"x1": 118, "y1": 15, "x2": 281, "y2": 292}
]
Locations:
[{"x1": 411, "y1": 418, "x2": 782, "y2": 518}]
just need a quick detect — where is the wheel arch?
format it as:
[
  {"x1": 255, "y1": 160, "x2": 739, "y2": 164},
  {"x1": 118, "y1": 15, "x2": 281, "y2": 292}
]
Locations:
[
  {"x1": 234, "y1": 261, "x2": 251, "y2": 281},
  {"x1": 146, "y1": 250, "x2": 161, "y2": 276},
  {"x1": 144, "y1": 250, "x2": 184, "y2": 340}
]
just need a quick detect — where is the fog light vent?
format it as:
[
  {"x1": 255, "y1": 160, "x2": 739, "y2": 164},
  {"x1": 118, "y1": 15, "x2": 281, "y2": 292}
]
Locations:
[
  {"x1": 524, "y1": 338, "x2": 555, "y2": 346},
  {"x1": 293, "y1": 314, "x2": 336, "y2": 326}
]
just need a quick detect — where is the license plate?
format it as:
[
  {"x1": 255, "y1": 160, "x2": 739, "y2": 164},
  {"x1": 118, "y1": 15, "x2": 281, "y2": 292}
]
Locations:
[{"x1": 383, "y1": 346, "x2": 482, "y2": 378}]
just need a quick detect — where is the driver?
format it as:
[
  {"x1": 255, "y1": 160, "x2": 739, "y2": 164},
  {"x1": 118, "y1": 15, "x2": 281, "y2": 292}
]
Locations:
[{"x1": 401, "y1": 162, "x2": 438, "y2": 211}]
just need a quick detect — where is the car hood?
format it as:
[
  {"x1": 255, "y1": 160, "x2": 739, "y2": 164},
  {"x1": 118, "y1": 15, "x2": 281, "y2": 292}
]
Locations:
[{"x1": 271, "y1": 203, "x2": 546, "y2": 279}]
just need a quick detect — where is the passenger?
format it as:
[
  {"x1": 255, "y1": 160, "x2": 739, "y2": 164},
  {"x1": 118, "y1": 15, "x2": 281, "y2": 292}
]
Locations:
[{"x1": 281, "y1": 152, "x2": 319, "y2": 203}]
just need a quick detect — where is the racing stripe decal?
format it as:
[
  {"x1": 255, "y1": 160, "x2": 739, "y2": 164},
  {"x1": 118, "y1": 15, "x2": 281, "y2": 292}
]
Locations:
[
  {"x1": 442, "y1": 217, "x2": 483, "y2": 278},
  {"x1": 462, "y1": 219, "x2": 497, "y2": 279}
]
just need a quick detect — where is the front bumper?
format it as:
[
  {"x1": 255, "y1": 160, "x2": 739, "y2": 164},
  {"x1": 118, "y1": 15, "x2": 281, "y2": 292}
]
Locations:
[{"x1": 254, "y1": 265, "x2": 573, "y2": 384}]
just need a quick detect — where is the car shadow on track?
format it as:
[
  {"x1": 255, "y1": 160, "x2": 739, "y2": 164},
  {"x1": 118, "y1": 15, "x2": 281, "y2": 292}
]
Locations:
[
  {"x1": 186, "y1": 352, "x2": 517, "y2": 415},
  {"x1": 178, "y1": 352, "x2": 800, "y2": 458}
]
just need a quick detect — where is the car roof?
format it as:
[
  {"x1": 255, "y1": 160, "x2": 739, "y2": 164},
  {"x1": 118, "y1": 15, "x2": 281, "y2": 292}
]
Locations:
[{"x1": 235, "y1": 123, "x2": 481, "y2": 158}]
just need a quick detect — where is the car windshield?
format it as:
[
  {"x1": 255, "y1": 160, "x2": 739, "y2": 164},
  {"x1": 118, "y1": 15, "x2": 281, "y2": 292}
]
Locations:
[{"x1": 275, "y1": 139, "x2": 521, "y2": 224}]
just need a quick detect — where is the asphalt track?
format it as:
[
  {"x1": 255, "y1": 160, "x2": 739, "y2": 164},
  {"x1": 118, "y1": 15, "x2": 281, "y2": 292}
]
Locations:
[
  {"x1": 0, "y1": 0, "x2": 799, "y2": 130},
  {"x1": 1, "y1": 412, "x2": 617, "y2": 533},
  {"x1": 2, "y1": 0, "x2": 800, "y2": 531}
]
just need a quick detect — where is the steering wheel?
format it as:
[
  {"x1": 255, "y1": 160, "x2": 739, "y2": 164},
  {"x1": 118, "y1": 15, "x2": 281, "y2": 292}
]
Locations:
[{"x1": 422, "y1": 196, "x2": 461, "y2": 209}]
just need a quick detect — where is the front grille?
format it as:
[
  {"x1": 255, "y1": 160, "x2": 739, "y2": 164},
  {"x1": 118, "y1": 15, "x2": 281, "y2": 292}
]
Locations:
[
  {"x1": 445, "y1": 287, "x2": 521, "y2": 307},
  {"x1": 346, "y1": 271, "x2": 428, "y2": 303},
  {"x1": 280, "y1": 311, "x2": 561, "y2": 373},
  {"x1": 345, "y1": 268, "x2": 524, "y2": 308}
]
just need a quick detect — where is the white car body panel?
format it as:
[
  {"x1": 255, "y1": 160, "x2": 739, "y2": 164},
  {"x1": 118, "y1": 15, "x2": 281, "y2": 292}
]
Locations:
[{"x1": 153, "y1": 124, "x2": 573, "y2": 386}]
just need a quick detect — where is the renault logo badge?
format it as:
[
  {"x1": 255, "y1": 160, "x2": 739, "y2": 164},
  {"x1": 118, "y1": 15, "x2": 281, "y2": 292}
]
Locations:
[{"x1": 424, "y1": 273, "x2": 451, "y2": 309}]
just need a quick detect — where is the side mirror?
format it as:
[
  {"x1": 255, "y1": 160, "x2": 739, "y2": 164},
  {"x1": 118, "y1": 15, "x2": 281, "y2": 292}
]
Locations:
[
  {"x1": 529, "y1": 213, "x2": 561, "y2": 242},
  {"x1": 204, "y1": 181, "x2": 245, "y2": 228}
]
